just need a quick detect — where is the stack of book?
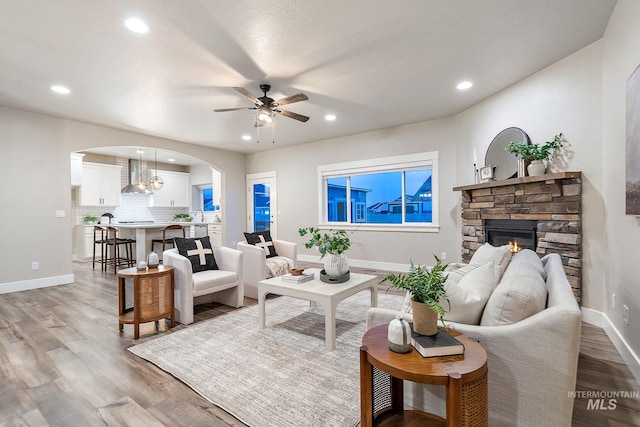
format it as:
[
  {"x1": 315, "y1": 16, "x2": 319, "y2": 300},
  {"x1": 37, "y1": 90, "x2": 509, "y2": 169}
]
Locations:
[
  {"x1": 410, "y1": 324, "x2": 465, "y2": 358},
  {"x1": 281, "y1": 272, "x2": 314, "y2": 283}
]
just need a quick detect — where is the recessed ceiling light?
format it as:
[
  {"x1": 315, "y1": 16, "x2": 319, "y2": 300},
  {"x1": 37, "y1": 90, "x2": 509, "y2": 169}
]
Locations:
[
  {"x1": 325, "y1": 114, "x2": 337, "y2": 121},
  {"x1": 167, "y1": 158, "x2": 176, "y2": 162},
  {"x1": 51, "y1": 85, "x2": 71, "y2": 94},
  {"x1": 456, "y1": 81, "x2": 473, "y2": 90},
  {"x1": 242, "y1": 134, "x2": 252, "y2": 141},
  {"x1": 125, "y1": 17, "x2": 149, "y2": 33},
  {"x1": 136, "y1": 149, "x2": 144, "y2": 154}
]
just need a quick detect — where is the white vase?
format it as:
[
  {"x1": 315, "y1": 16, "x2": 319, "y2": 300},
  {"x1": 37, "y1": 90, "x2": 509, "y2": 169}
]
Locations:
[
  {"x1": 388, "y1": 315, "x2": 412, "y2": 353},
  {"x1": 324, "y1": 253, "x2": 349, "y2": 277},
  {"x1": 527, "y1": 160, "x2": 546, "y2": 176}
]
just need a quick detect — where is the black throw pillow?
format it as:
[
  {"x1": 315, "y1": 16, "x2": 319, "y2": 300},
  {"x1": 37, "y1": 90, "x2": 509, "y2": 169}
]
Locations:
[
  {"x1": 244, "y1": 230, "x2": 278, "y2": 258},
  {"x1": 174, "y1": 236, "x2": 218, "y2": 273}
]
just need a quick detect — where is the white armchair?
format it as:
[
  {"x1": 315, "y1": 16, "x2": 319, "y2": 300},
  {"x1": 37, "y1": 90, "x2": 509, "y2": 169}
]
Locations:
[
  {"x1": 163, "y1": 247, "x2": 243, "y2": 325},
  {"x1": 237, "y1": 239, "x2": 297, "y2": 299}
]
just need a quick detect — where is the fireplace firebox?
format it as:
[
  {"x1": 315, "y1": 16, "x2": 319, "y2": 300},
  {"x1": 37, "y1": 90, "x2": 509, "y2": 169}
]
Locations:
[{"x1": 485, "y1": 219, "x2": 537, "y2": 251}]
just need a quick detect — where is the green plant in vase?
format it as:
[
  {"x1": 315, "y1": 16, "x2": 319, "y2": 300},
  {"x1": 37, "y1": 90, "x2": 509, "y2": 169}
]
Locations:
[
  {"x1": 506, "y1": 132, "x2": 564, "y2": 176},
  {"x1": 381, "y1": 254, "x2": 450, "y2": 335},
  {"x1": 299, "y1": 227, "x2": 351, "y2": 277}
]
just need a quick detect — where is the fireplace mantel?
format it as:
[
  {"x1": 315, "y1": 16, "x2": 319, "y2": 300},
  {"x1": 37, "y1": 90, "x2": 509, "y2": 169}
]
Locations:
[
  {"x1": 453, "y1": 172, "x2": 582, "y2": 200},
  {"x1": 453, "y1": 171, "x2": 582, "y2": 302}
]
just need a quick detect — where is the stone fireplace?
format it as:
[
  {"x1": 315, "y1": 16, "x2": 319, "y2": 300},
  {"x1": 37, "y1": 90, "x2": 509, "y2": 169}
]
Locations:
[{"x1": 453, "y1": 172, "x2": 582, "y2": 302}]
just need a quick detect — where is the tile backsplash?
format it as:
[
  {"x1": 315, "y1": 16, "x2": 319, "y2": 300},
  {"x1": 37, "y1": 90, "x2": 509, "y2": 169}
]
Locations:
[{"x1": 76, "y1": 193, "x2": 191, "y2": 224}]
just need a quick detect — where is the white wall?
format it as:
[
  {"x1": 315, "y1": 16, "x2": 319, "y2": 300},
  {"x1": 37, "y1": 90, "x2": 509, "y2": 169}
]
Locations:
[
  {"x1": 0, "y1": 106, "x2": 246, "y2": 290},
  {"x1": 246, "y1": 117, "x2": 461, "y2": 268},
  {"x1": 454, "y1": 40, "x2": 604, "y2": 309},
  {"x1": 601, "y1": 0, "x2": 640, "y2": 355}
]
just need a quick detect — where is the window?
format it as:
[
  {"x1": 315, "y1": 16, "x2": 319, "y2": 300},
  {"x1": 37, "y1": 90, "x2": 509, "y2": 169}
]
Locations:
[
  {"x1": 318, "y1": 152, "x2": 439, "y2": 232},
  {"x1": 202, "y1": 187, "x2": 220, "y2": 211}
]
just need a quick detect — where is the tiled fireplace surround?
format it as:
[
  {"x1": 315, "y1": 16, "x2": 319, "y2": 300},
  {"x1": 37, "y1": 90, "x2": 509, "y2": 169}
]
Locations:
[{"x1": 454, "y1": 172, "x2": 582, "y2": 302}]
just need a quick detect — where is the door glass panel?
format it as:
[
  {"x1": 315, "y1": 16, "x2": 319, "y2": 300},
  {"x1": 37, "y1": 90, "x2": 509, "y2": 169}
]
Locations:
[{"x1": 253, "y1": 183, "x2": 271, "y2": 232}]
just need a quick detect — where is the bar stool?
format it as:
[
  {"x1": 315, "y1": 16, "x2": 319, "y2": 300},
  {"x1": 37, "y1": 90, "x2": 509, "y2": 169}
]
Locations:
[
  {"x1": 105, "y1": 226, "x2": 135, "y2": 273},
  {"x1": 151, "y1": 224, "x2": 186, "y2": 257},
  {"x1": 92, "y1": 226, "x2": 108, "y2": 271}
]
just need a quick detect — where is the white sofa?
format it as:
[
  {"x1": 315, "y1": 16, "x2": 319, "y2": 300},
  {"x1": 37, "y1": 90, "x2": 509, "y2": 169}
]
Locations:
[
  {"x1": 163, "y1": 247, "x2": 243, "y2": 325},
  {"x1": 367, "y1": 250, "x2": 582, "y2": 427},
  {"x1": 237, "y1": 240, "x2": 297, "y2": 299}
]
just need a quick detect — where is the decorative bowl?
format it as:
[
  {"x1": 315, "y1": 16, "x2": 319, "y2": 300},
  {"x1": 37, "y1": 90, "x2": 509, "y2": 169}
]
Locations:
[{"x1": 290, "y1": 268, "x2": 305, "y2": 276}]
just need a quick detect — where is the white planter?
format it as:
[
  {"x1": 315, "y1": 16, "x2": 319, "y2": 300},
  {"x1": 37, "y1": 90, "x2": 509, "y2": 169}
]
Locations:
[
  {"x1": 323, "y1": 253, "x2": 349, "y2": 277},
  {"x1": 527, "y1": 160, "x2": 546, "y2": 176}
]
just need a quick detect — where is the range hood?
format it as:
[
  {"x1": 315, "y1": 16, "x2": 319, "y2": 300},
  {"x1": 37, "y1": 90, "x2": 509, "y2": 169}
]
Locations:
[{"x1": 121, "y1": 159, "x2": 153, "y2": 194}]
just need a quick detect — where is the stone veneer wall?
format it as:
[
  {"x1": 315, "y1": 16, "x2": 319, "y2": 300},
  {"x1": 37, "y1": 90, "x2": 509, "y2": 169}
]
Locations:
[{"x1": 456, "y1": 173, "x2": 582, "y2": 302}]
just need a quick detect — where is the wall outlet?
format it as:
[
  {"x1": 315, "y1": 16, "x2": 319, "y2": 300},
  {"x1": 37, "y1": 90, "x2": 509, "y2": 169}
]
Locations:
[
  {"x1": 32, "y1": 261, "x2": 39, "y2": 270},
  {"x1": 623, "y1": 304, "x2": 629, "y2": 325},
  {"x1": 612, "y1": 293, "x2": 616, "y2": 310},
  {"x1": 55, "y1": 210, "x2": 65, "y2": 217},
  {"x1": 441, "y1": 252, "x2": 447, "y2": 261}
]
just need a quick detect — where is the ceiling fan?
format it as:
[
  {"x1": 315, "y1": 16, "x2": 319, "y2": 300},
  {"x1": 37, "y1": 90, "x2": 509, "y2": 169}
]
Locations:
[{"x1": 214, "y1": 84, "x2": 309, "y2": 125}]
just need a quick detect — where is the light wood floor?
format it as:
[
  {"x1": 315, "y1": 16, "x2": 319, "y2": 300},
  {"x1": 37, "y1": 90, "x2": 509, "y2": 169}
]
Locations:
[{"x1": 0, "y1": 261, "x2": 638, "y2": 426}]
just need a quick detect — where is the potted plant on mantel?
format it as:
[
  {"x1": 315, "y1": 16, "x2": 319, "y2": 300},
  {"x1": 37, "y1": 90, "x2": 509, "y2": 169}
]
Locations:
[
  {"x1": 381, "y1": 255, "x2": 450, "y2": 336},
  {"x1": 506, "y1": 132, "x2": 564, "y2": 177},
  {"x1": 299, "y1": 227, "x2": 351, "y2": 280}
]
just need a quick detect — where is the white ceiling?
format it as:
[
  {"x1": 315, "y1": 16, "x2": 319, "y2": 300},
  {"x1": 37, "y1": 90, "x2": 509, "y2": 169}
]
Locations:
[{"x1": 0, "y1": 0, "x2": 616, "y2": 155}]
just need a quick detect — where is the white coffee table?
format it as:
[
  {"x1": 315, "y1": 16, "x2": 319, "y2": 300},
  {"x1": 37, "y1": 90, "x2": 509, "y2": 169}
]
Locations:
[{"x1": 258, "y1": 268, "x2": 378, "y2": 351}]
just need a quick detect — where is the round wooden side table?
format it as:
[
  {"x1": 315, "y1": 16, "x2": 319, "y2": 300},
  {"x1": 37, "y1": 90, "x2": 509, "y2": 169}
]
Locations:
[
  {"x1": 360, "y1": 324, "x2": 488, "y2": 427},
  {"x1": 117, "y1": 265, "x2": 175, "y2": 339}
]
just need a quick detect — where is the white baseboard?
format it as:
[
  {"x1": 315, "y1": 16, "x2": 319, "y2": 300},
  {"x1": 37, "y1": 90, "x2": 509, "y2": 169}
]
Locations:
[
  {"x1": 0, "y1": 274, "x2": 74, "y2": 294},
  {"x1": 297, "y1": 254, "x2": 410, "y2": 273},
  {"x1": 582, "y1": 307, "x2": 640, "y2": 383}
]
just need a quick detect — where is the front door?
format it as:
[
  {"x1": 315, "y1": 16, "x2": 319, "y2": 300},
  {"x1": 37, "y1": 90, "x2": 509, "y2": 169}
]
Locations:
[{"x1": 246, "y1": 172, "x2": 277, "y2": 238}]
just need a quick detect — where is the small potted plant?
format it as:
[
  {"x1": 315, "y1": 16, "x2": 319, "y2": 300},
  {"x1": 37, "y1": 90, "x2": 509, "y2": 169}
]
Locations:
[
  {"x1": 173, "y1": 213, "x2": 192, "y2": 222},
  {"x1": 381, "y1": 255, "x2": 449, "y2": 336},
  {"x1": 299, "y1": 227, "x2": 351, "y2": 278},
  {"x1": 82, "y1": 215, "x2": 99, "y2": 225},
  {"x1": 506, "y1": 132, "x2": 564, "y2": 176}
]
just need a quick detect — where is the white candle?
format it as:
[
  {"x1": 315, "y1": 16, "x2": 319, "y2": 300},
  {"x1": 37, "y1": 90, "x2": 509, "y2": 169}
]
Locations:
[{"x1": 473, "y1": 148, "x2": 478, "y2": 166}]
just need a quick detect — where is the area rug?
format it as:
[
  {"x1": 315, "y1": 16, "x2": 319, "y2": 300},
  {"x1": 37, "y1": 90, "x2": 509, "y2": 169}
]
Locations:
[{"x1": 128, "y1": 290, "x2": 403, "y2": 427}]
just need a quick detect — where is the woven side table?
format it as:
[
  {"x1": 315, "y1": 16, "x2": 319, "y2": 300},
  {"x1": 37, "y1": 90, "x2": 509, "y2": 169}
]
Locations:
[
  {"x1": 117, "y1": 265, "x2": 175, "y2": 339},
  {"x1": 360, "y1": 324, "x2": 488, "y2": 427}
]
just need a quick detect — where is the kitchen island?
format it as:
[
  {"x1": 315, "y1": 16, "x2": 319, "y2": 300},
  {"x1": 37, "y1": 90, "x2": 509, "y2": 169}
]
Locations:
[{"x1": 78, "y1": 222, "x2": 221, "y2": 264}]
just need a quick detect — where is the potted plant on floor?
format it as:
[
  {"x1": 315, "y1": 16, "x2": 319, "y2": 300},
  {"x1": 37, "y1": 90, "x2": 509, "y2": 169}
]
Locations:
[
  {"x1": 506, "y1": 132, "x2": 564, "y2": 176},
  {"x1": 299, "y1": 227, "x2": 351, "y2": 281},
  {"x1": 381, "y1": 255, "x2": 449, "y2": 336}
]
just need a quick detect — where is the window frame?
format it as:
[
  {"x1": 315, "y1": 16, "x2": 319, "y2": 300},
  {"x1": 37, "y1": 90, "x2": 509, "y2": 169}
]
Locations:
[{"x1": 316, "y1": 152, "x2": 439, "y2": 233}]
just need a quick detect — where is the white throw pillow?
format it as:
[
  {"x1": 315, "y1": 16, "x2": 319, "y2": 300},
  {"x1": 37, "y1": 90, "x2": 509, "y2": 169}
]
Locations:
[
  {"x1": 470, "y1": 243, "x2": 513, "y2": 279},
  {"x1": 480, "y1": 258, "x2": 548, "y2": 326},
  {"x1": 442, "y1": 261, "x2": 497, "y2": 325},
  {"x1": 504, "y1": 249, "x2": 546, "y2": 281}
]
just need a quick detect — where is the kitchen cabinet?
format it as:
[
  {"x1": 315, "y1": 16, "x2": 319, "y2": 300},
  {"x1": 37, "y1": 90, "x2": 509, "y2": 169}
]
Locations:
[
  {"x1": 208, "y1": 223, "x2": 223, "y2": 247},
  {"x1": 70, "y1": 153, "x2": 84, "y2": 187},
  {"x1": 79, "y1": 162, "x2": 122, "y2": 206},
  {"x1": 148, "y1": 170, "x2": 190, "y2": 207},
  {"x1": 76, "y1": 225, "x2": 97, "y2": 260}
]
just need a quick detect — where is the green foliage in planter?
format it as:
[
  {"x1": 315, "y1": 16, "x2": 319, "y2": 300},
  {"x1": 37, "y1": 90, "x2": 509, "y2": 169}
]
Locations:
[
  {"x1": 381, "y1": 255, "x2": 450, "y2": 326},
  {"x1": 173, "y1": 213, "x2": 192, "y2": 221},
  {"x1": 83, "y1": 216, "x2": 99, "y2": 224},
  {"x1": 506, "y1": 132, "x2": 564, "y2": 161},
  {"x1": 298, "y1": 227, "x2": 350, "y2": 259}
]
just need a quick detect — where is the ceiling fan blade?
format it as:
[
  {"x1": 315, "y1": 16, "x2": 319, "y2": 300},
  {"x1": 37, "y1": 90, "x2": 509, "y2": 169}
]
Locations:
[
  {"x1": 276, "y1": 109, "x2": 310, "y2": 122},
  {"x1": 274, "y1": 93, "x2": 308, "y2": 106},
  {"x1": 232, "y1": 87, "x2": 263, "y2": 105},
  {"x1": 213, "y1": 107, "x2": 253, "y2": 112}
]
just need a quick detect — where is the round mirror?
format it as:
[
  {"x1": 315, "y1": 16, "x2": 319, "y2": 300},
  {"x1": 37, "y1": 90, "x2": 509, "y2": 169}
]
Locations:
[{"x1": 485, "y1": 127, "x2": 530, "y2": 180}]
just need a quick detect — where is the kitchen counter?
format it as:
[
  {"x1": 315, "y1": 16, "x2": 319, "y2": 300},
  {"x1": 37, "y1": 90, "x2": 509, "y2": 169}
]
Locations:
[{"x1": 83, "y1": 222, "x2": 222, "y2": 262}]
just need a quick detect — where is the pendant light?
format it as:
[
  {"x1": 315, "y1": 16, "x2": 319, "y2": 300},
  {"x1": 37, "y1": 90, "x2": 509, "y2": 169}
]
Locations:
[
  {"x1": 149, "y1": 149, "x2": 164, "y2": 190},
  {"x1": 134, "y1": 148, "x2": 152, "y2": 194}
]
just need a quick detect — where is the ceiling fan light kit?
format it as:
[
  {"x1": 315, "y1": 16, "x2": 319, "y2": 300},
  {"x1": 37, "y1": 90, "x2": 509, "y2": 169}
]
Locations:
[{"x1": 214, "y1": 84, "x2": 309, "y2": 143}]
